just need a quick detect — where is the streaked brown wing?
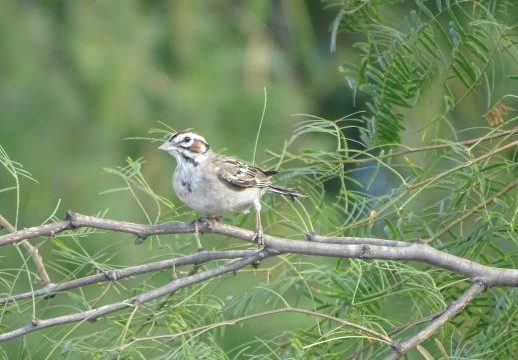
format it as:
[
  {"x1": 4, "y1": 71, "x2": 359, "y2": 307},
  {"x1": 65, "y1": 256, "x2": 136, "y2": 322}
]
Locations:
[{"x1": 215, "y1": 156, "x2": 271, "y2": 189}]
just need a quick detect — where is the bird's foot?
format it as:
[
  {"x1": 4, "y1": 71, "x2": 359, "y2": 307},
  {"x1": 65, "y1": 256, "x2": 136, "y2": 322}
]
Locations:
[
  {"x1": 253, "y1": 226, "x2": 264, "y2": 248},
  {"x1": 193, "y1": 216, "x2": 220, "y2": 229},
  {"x1": 190, "y1": 216, "x2": 221, "y2": 251},
  {"x1": 205, "y1": 216, "x2": 220, "y2": 230}
]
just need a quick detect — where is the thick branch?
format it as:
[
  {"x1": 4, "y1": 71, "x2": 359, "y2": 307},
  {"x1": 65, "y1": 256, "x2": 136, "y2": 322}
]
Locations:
[
  {"x1": 0, "y1": 211, "x2": 515, "y2": 347},
  {"x1": 0, "y1": 250, "x2": 256, "y2": 305},
  {"x1": 0, "y1": 249, "x2": 272, "y2": 342},
  {"x1": 0, "y1": 219, "x2": 70, "y2": 247},
  {"x1": 385, "y1": 281, "x2": 486, "y2": 359},
  {"x1": 1, "y1": 212, "x2": 517, "y2": 286}
]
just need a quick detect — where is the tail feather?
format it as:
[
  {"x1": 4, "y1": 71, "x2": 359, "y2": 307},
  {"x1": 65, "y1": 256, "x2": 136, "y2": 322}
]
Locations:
[
  {"x1": 267, "y1": 185, "x2": 305, "y2": 201},
  {"x1": 262, "y1": 170, "x2": 279, "y2": 177}
]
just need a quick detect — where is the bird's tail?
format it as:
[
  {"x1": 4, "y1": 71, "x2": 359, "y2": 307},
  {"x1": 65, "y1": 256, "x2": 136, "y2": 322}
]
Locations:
[{"x1": 267, "y1": 185, "x2": 305, "y2": 201}]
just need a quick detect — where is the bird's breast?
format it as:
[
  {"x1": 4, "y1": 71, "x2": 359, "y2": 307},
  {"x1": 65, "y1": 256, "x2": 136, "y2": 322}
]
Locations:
[{"x1": 172, "y1": 164, "x2": 258, "y2": 216}]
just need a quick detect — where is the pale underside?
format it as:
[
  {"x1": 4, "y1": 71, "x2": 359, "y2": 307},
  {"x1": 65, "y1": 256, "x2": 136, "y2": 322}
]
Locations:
[{"x1": 172, "y1": 154, "x2": 266, "y2": 216}]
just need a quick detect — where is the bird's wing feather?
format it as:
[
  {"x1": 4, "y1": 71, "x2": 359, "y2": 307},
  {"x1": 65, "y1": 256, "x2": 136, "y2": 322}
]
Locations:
[{"x1": 215, "y1": 156, "x2": 271, "y2": 189}]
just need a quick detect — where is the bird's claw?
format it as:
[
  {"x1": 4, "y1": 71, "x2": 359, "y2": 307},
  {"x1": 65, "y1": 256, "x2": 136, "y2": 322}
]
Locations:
[
  {"x1": 193, "y1": 216, "x2": 219, "y2": 230},
  {"x1": 253, "y1": 226, "x2": 264, "y2": 248}
]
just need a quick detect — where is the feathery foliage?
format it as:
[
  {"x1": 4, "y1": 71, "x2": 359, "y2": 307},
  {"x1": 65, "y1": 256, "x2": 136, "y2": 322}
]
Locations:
[{"x1": 329, "y1": 0, "x2": 517, "y2": 145}]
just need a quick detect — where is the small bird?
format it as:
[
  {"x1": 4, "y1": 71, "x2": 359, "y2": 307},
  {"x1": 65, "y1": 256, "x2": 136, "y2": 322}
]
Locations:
[{"x1": 159, "y1": 129, "x2": 304, "y2": 246}]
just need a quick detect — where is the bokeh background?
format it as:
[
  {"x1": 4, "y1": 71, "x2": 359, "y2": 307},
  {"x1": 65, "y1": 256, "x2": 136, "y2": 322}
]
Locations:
[
  {"x1": 0, "y1": 1, "x2": 356, "y2": 357},
  {"x1": 0, "y1": 0, "x2": 352, "y2": 224}
]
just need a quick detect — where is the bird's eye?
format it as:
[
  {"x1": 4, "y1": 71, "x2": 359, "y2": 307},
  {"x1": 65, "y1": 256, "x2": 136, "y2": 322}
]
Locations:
[{"x1": 184, "y1": 137, "x2": 191, "y2": 143}]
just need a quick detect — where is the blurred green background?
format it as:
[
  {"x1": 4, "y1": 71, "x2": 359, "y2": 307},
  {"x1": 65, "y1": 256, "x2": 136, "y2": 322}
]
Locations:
[
  {"x1": 0, "y1": 1, "x2": 355, "y2": 357},
  {"x1": 0, "y1": 0, "x2": 351, "y2": 225}
]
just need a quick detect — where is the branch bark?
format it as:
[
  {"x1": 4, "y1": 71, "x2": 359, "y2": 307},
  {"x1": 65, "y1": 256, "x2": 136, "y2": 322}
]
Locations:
[
  {"x1": 0, "y1": 211, "x2": 516, "y2": 352},
  {"x1": 385, "y1": 281, "x2": 487, "y2": 359},
  {"x1": 0, "y1": 249, "x2": 256, "y2": 305},
  {"x1": 0, "y1": 249, "x2": 272, "y2": 342},
  {"x1": 0, "y1": 213, "x2": 51, "y2": 285},
  {"x1": 1, "y1": 212, "x2": 516, "y2": 286}
]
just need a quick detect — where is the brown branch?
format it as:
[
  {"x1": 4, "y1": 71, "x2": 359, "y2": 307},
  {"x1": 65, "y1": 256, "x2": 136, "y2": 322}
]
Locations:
[
  {"x1": 384, "y1": 281, "x2": 487, "y2": 359},
  {"x1": 0, "y1": 249, "x2": 272, "y2": 342},
  {"x1": 1, "y1": 212, "x2": 517, "y2": 286},
  {"x1": 0, "y1": 211, "x2": 516, "y2": 344},
  {"x1": 0, "y1": 213, "x2": 51, "y2": 285},
  {"x1": 0, "y1": 250, "x2": 256, "y2": 305}
]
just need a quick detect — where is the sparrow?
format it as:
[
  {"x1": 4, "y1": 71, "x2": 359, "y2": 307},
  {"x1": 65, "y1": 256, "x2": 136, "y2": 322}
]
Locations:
[{"x1": 159, "y1": 129, "x2": 304, "y2": 246}]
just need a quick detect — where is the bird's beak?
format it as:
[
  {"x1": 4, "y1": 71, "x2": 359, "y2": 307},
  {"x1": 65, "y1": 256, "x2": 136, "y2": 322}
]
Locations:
[{"x1": 159, "y1": 141, "x2": 174, "y2": 151}]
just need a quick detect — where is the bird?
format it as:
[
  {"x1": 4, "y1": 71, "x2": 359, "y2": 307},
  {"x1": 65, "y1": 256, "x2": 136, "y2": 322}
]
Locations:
[{"x1": 159, "y1": 129, "x2": 304, "y2": 247}]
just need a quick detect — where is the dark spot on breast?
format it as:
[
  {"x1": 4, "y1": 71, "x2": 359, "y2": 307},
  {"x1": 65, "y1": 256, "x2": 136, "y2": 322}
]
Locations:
[
  {"x1": 181, "y1": 181, "x2": 192, "y2": 193},
  {"x1": 181, "y1": 154, "x2": 199, "y2": 166}
]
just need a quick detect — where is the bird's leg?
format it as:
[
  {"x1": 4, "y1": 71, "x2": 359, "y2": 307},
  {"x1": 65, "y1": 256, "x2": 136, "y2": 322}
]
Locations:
[
  {"x1": 193, "y1": 219, "x2": 204, "y2": 252},
  {"x1": 253, "y1": 199, "x2": 264, "y2": 247},
  {"x1": 191, "y1": 215, "x2": 221, "y2": 251}
]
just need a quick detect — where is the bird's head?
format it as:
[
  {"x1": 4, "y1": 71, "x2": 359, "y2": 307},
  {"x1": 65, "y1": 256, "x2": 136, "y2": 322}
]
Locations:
[{"x1": 159, "y1": 130, "x2": 211, "y2": 166}]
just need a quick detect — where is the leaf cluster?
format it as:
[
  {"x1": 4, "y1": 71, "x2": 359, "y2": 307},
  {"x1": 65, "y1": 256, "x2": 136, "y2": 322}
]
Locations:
[{"x1": 330, "y1": 0, "x2": 517, "y2": 145}]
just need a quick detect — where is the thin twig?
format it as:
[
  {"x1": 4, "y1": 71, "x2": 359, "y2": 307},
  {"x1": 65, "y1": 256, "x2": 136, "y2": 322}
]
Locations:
[
  {"x1": 362, "y1": 128, "x2": 518, "y2": 165},
  {"x1": 0, "y1": 213, "x2": 51, "y2": 285},
  {"x1": 116, "y1": 305, "x2": 394, "y2": 353},
  {"x1": 384, "y1": 281, "x2": 487, "y2": 359},
  {"x1": 344, "y1": 311, "x2": 442, "y2": 360},
  {"x1": 266, "y1": 128, "x2": 518, "y2": 165},
  {"x1": 343, "y1": 136, "x2": 518, "y2": 230},
  {"x1": 406, "y1": 139, "x2": 518, "y2": 190},
  {"x1": 426, "y1": 178, "x2": 518, "y2": 243}
]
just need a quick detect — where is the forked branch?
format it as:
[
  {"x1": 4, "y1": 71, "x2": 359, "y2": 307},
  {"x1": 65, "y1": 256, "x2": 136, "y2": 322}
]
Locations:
[
  {"x1": 0, "y1": 211, "x2": 516, "y2": 357},
  {"x1": 0, "y1": 213, "x2": 51, "y2": 285},
  {"x1": 0, "y1": 249, "x2": 272, "y2": 342},
  {"x1": 385, "y1": 282, "x2": 487, "y2": 360},
  {"x1": 1, "y1": 212, "x2": 516, "y2": 286}
]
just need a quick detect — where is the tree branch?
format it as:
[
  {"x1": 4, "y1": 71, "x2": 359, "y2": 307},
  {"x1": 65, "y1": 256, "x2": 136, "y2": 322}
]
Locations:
[
  {"x1": 384, "y1": 281, "x2": 487, "y2": 359},
  {"x1": 0, "y1": 249, "x2": 256, "y2": 305},
  {"x1": 0, "y1": 213, "x2": 52, "y2": 285},
  {"x1": 0, "y1": 249, "x2": 272, "y2": 342},
  {"x1": 0, "y1": 211, "x2": 516, "y2": 346},
  {"x1": 1, "y1": 212, "x2": 516, "y2": 286}
]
